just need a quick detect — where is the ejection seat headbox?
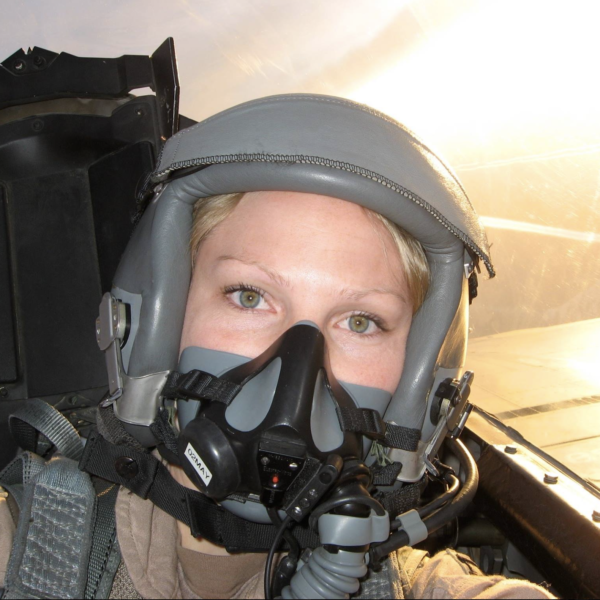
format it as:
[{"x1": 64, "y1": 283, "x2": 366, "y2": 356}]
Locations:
[{"x1": 108, "y1": 94, "x2": 494, "y2": 482}]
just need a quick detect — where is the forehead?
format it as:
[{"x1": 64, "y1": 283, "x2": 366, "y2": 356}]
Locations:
[{"x1": 197, "y1": 191, "x2": 406, "y2": 291}]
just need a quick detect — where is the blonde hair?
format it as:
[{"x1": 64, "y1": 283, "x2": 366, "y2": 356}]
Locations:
[{"x1": 190, "y1": 192, "x2": 430, "y2": 313}]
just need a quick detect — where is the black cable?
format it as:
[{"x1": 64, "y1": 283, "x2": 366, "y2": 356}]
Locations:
[
  {"x1": 420, "y1": 438, "x2": 478, "y2": 533},
  {"x1": 371, "y1": 438, "x2": 478, "y2": 564},
  {"x1": 268, "y1": 507, "x2": 300, "y2": 561},
  {"x1": 418, "y1": 473, "x2": 460, "y2": 519},
  {"x1": 389, "y1": 474, "x2": 457, "y2": 531},
  {"x1": 264, "y1": 514, "x2": 293, "y2": 600}
]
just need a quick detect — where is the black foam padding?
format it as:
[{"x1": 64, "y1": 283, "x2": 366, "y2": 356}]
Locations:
[
  {"x1": 10, "y1": 172, "x2": 105, "y2": 396},
  {"x1": 0, "y1": 99, "x2": 162, "y2": 405},
  {"x1": 0, "y1": 187, "x2": 17, "y2": 382}
]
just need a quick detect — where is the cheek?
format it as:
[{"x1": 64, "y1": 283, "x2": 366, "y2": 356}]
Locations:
[{"x1": 327, "y1": 328, "x2": 410, "y2": 394}]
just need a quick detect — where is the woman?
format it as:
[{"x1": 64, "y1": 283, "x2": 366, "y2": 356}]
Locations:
[{"x1": 0, "y1": 95, "x2": 555, "y2": 599}]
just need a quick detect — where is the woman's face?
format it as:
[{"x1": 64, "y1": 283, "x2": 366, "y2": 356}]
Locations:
[{"x1": 180, "y1": 191, "x2": 413, "y2": 393}]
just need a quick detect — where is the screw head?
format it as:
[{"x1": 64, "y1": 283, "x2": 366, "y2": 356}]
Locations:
[
  {"x1": 13, "y1": 59, "x2": 25, "y2": 72},
  {"x1": 0, "y1": 387, "x2": 8, "y2": 398},
  {"x1": 592, "y1": 510, "x2": 600, "y2": 523},
  {"x1": 544, "y1": 472, "x2": 559, "y2": 485},
  {"x1": 504, "y1": 445, "x2": 518, "y2": 454},
  {"x1": 115, "y1": 457, "x2": 139, "y2": 480},
  {"x1": 260, "y1": 456, "x2": 270, "y2": 466}
]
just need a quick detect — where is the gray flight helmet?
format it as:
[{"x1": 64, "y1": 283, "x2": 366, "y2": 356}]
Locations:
[{"x1": 107, "y1": 94, "x2": 494, "y2": 482}]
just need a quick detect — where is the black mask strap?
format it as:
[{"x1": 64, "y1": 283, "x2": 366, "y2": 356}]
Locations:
[
  {"x1": 79, "y1": 427, "x2": 320, "y2": 553},
  {"x1": 162, "y1": 369, "x2": 241, "y2": 404}
]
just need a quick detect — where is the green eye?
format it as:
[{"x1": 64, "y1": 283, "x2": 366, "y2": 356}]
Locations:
[
  {"x1": 239, "y1": 290, "x2": 261, "y2": 308},
  {"x1": 348, "y1": 315, "x2": 370, "y2": 333}
]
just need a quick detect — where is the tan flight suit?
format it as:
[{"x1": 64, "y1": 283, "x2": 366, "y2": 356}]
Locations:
[{"x1": 0, "y1": 487, "x2": 555, "y2": 599}]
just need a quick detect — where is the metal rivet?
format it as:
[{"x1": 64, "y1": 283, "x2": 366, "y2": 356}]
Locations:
[
  {"x1": 260, "y1": 456, "x2": 270, "y2": 466},
  {"x1": 504, "y1": 445, "x2": 517, "y2": 454},
  {"x1": 544, "y1": 472, "x2": 559, "y2": 485},
  {"x1": 593, "y1": 510, "x2": 600, "y2": 523},
  {"x1": 0, "y1": 387, "x2": 7, "y2": 398},
  {"x1": 14, "y1": 60, "x2": 25, "y2": 71},
  {"x1": 31, "y1": 119, "x2": 44, "y2": 132},
  {"x1": 293, "y1": 506, "x2": 302, "y2": 516},
  {"x1": 289, "y1": 462, "x2": 299, "y2": 470},
  {"x1": 33, "y1": 55, "x2": 45, "y2": 67},
  {"x1": 115, "y1": 457, "x2": 139, "y2": 480}
]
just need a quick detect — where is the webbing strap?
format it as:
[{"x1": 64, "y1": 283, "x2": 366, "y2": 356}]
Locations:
[
  {"x1": 378, "y1": 481, "x2": 422, "y2": 519},
  {"x1": 371, "y1": 462, "x2": 403, "y2": 487},
  {"x1": 3, "y1": 458, "x2": 96, "y2": 599},
  {"x1": 8, "y1": 398, "x2": 84, "y2": 461},
  {"x1": 384, "y1": 424, "x2": 421, "y2": 452},
  {"x1": 149, "y1": 409, "x2": 180, "y2": 457},
  {"x1": 161, "y1": 370, "x2": 241, "y2": 405},
  {"x1": 0, "y1": 452, "x2": 46, "y2": 510},
  {"x1": 85, "y1": 485, "x2": 120, "y2": 599},
  {"x1": 79, "y1": 430, "x2": 319, "y2": 553},
  {"x1": 336, "y1": 406, "x2": 386, "y2": 440}
]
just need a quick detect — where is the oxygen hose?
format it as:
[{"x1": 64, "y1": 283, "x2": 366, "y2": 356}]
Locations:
[
  {"x1": 268, "y1": 439, "x2": 478, "y2": 598},
  {"x1": 370, "y1": 437, "x2": 479, "y2": 565}
]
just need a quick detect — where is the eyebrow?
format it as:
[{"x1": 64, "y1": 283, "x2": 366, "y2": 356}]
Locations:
[
  {"x1": 339, "y1": 286, "x2": 409, "y2": 306},
  {"x1": 217, "y1": 255, "x2": 291, "y2": 288},
  {"x1": 217, "y1": 254, "x2": 409, "y2": 306}
]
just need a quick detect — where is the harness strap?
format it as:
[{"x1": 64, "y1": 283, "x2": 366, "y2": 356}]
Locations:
[
  {"x1": 8, "y1": 398, "x2": 84, "y2": 461},
  {"x1": 149, "y1": 408, "x2": 180, "y2": 464},
  {"x1": 336, "y1": 406, "x2": 387, "y2": 440},
  {"x1": 2, "y1": 401, "x2": 121, "y2": 599},
  {"x1": 371, "y1": 462, "x2": 403, "y2": 487},
  {"x1": 384, "y1": 424, "x2": 421, "y2": 452},
  {"x1": 0, "y1": 452, "x2": 46, "y2": 509},
  {"x1": 3, "y1": 458, "x2": 96, "y2": 599},
  {"x1": 336, "y1": 406, "x2": 421, "y2": 452},
  {"x1": 161, "y1": 370, "x2": 241, "y2": 405},
  {"x1": 80, "y1": 430, "x2": 320, "y2": 553},
  {"x1": 85, "y1": 485, "x2": 120, "y2": 599},
  {"x1": 377, "y1": 481, "x2": 423, "y2": 519}
]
